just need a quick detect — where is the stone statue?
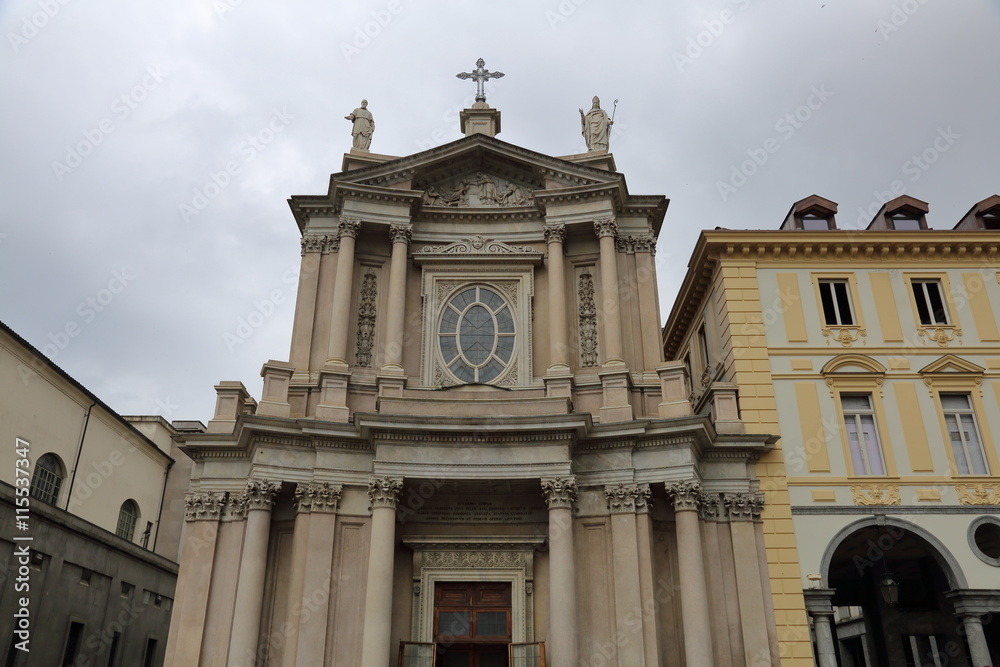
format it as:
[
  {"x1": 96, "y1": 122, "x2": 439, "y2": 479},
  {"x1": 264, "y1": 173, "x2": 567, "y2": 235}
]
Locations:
[
  {"x1": 345, "y1": 99, "x2": 375, "y2": 151},
  {"x1": 579, "y1": 96, "x2": 612, "y2": 152}
]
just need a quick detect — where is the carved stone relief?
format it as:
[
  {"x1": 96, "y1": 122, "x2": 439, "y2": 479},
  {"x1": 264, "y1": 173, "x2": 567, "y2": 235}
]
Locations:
[
  {"x1": 422, "y1": 173, "x2": 534, "y2": 208},
  {"x1": 850, "y1": 484, "x2": 901, "y2": 506},
  {"x1": 578, "y1": 272, "x2": 599, "y2": 367},
  {"x1": 355, "y1": 271, "x2": 378, "y2": 367}
]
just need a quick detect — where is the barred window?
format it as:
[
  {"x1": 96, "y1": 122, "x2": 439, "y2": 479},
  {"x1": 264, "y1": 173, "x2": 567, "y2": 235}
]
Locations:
[{"x1": 29, "y1": 454, "x2": 64, "y2": 505}]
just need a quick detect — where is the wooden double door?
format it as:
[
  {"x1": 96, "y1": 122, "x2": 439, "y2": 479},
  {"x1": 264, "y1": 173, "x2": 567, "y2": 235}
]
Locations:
[{"x1": 434, "y1": 582, "x2": 511, "y2": 667}]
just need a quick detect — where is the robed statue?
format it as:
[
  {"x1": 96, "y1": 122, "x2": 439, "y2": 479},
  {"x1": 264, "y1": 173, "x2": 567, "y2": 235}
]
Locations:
[
  {"x1": 579, "y1": 96, "x2": 612, "y2": 152},
  {"x1": 345, "y1": 99, "x2": 375, "y2": 151}
]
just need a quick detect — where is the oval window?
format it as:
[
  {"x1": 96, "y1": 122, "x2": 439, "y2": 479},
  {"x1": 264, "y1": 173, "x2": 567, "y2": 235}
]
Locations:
[{"x1": 439, "y1": 286, "x2": 515, "y2": 384}]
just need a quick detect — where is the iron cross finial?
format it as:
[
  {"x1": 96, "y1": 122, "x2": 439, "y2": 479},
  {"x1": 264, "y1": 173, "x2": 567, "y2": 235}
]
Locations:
[{"x1": 455, "y1": 58, "x2": 505, "y2": 103}]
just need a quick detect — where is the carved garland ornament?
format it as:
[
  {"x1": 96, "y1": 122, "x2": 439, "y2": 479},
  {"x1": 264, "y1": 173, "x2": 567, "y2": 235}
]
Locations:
[
  {"x1": 956, "y1": 484, "x2": 1000, "y2": 506},
  {"x1": 822, "y1": 326, "x2": 867, "y2": 348},
  {"x1": 184, "y1": 492, "x2": 225, "y2": 522},
  {"x1": 917, "y1": 325, "x2": 963, "y2": 347},
  {"x1": 578, "y1": 273, "x2": 599, "y2": 367},
  {"x1": 368, "y1": 476, "x2": 404, "y2": 510},
  {"x1": 423, "y1": 551, "x2": 526, "y2": 569},
  {"x1": 419, "y1": 235, "x2": 535, "y2": 255},
  {"x1": 355, "y1": 271, "x2": 378, "y2": 367},
  {"x1": 541, "y1": 477, "x2": 578, "y2": 509},
  {"x1": 294, "y1": 482, "x2": 344, "y2": 514},
  {"x1": 850, "y1": 484, "x2": 901, "y2": 506}
]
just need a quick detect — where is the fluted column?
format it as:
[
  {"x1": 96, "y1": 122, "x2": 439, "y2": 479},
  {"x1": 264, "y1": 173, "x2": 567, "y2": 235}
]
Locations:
[
  {"x1": 227, "y1": 480, "x2": 280, "y2": 667},
  {"x1": 382, "y1": 223, "x2": 412, "y2": 373},
  {"x1": 665, "y1": 481, "x2": 715, "y2": 667},
  {"x1": 294, "y1": 483, "x2": 343, "y2": 667},
  {"x1": 544, "y1": 223, "x2": 569, "y2": 372},
  {"x1": 164, "y1": 492, "x2": 224, "y2": 667},
  {"x1": 542, "y1": 477, "x2": 579, "y2": 667},
  {"x1": 723, "y1": 492, "x2": 771, "y2": 666},
  {"x1": 326, "y1": 218, "x2": 362, "y2": 366},
  {"x1": 594, "y1": 218, "x2": 624, "y2": 366},
  {"x1": 360, "y1": 477, "x2": 403, "y2": 667},
  {"x1": 802, "y1": 589, "x2": 838, "y2": 667},
  {"x1": 605, "y1": 483, "x2": 648, "y2": 667}
]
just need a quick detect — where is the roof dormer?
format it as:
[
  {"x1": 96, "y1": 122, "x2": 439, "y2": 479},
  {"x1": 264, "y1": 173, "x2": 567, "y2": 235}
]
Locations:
[
  {"x1": 866, "y1": 195, "x2": 929, "y2": 231},
  {"x1": 953, "y1": 194, "x2": 1000, "y2": 231},
  {"x1": 779, "y1": 194, "x2": 839, "y2": 230}
]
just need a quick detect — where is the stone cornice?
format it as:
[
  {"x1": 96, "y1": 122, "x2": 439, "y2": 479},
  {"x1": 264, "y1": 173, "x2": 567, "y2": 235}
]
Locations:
[{"x1": 541, "y1": 476, "x2": 578, "y2": 509}]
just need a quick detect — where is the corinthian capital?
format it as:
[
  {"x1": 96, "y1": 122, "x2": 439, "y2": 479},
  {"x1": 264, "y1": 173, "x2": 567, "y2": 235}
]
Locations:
[
  {"x1": 295, "y1": 482, "x2": 344, "y2": 514},
  {"x1": 184, "y1": 492, "x2": 225, "y2": 522},
  {"x1": 664, "y1": 480, "x2": 705, "y2": 512},
  {"x1": 389, "y1": 223, "x2": 412, "y2": 246},
  {"x1": 593, "y1": 218, "x2": 618, "y2": 239},
  {"x1": 541, "y1": 476, "x2": 578, "y2": 510},
  {"x1": 543, "y1": 223, "x2": 566, "y2": 245},
  {"x1": 338, "y1": 217, "x2": 362, "y2": 239},
  {"x1": 368, "y1": 476, "x2": 403, "y2": 510},
  {"x1": 723, "y1": 492, "x2": 765, "y2": 521},
  {"x1": 242, "y1": 479, "x2": 281, "y2": 512},
  {"x1": 605, "y1": 483, "x2": 641, "y2": 514}
]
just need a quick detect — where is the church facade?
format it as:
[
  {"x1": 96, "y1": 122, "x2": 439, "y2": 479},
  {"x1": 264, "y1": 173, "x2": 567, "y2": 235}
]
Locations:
[{"x1": 165, "y1": 100, "x2": 795, "y2": 667}]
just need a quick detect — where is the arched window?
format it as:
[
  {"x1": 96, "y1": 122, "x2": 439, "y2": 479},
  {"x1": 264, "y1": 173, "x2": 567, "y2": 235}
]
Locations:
[
  {"x1": 29, "y1": 454, "x2": 64, "y2": 505},
  {"x1": 117, "y1": 500, "x2": 139, "y2": 542},
  {"x1": 438, "y1": 285, "x2": 516, "y2": 384}
]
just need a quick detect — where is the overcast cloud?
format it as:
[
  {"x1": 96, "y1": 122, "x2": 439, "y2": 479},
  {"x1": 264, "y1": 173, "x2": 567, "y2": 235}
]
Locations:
[{"x1": 2, "y1": 0, "x2": 997, "y2": 424}]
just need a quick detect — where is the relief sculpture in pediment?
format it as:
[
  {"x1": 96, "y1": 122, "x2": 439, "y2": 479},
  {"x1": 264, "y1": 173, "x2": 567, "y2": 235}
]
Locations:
[{"x1": 423, "y1": 173, "x2": 533, "y2": 208}]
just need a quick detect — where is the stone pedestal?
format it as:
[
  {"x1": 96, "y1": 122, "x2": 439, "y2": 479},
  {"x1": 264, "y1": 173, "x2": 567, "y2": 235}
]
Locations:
[
  {"x1": 207, "y1": 381, "x2": 254, "y2": 433},
  {"x1": 598, "y1": 367, "x2": 634, "y2": 423},
  {"x1": 710, "y1": 383, "x2": 745, "y2": 435},
  {"x1": 315, "y1": 367, "x2": 351, "y2": 423},
  {"x1": 257, "y1": 360, "x2": 294, "y2": 417},
  {"x1": 460, "y1": 102, "x2": 501, "y2": 137},
  {"x1": 656, "y1": 362, "x2": 692, "y2": 418}
]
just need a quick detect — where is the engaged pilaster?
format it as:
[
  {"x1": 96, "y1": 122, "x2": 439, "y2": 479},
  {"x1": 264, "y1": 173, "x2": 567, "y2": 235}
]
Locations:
[
  {"x1": 227, "y1": 480, "x2": 280, "y2": 667},
  {"x1": 665, "y1": 481, "x2": 715, "y2": 667},
  {"x1": 542, "y1": 477, "x2": 579, "y2": 667},
  {"x1": 326, "y1": 217, "x2": 362, "y2": 367},
  {"x1": 544, "y1": 223, "x2": 571, "y2": 385},
  {"x1": 604, "y1": 483, "x2": 649, "y2": 666},
  {"x1": 293, "y1": 483, "x2": 343, "y2": 667},
  {"x1": 722, "y1": 492, "x2": 772, "y2": 666},
  {"x1": 360, "y1": 477, "x2": 403, "y2": 667},
  {"x1": 594, "y1": 218, "x2": 624, "y2": 366},
  {"x1": 379, "y1": 223, "x2": 412, "y2": 395}
]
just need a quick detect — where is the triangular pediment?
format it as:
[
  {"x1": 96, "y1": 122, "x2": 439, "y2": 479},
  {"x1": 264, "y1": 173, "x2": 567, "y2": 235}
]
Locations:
[{"x1": 919, "y1": 354, "x2": 985, "y2": 376}]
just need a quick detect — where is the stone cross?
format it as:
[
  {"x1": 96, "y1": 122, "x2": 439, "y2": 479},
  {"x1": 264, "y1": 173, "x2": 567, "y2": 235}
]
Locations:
[{"x1": 456, "y1": 58, "x2": 505, "y2": 103}]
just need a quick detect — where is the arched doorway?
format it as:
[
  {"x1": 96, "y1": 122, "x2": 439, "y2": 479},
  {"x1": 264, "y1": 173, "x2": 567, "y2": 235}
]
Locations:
[{"x1": 807, "y1": 518, "x2": 995, "y2": 667}]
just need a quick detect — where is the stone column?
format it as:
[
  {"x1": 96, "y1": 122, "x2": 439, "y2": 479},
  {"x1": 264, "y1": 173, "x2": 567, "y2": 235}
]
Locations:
[
  {"x1": 359, "y1": 477, "x2": 403, "y2": 667},
  {"x1": 802, "y1": 589, "x2": 838, "y2": 667},
  {"x1": 594, "y1": 218, "x2": 624, "y2": 366},
  {"x1": 164, "y1": 492, "x2": 224, "y2": 667},
  {"x1": 545, "y1": 223, "x2": 569, "y2": 372},
  {"x1": 281, "y1": 485, "x2": 314, "y2": 667},
  {"x1": 946, "y1": 590, "x2": 996, "y2": 667},
  {"x1": 326, "y1": 218, "x2": 362, "y2": 367},
  {"x1": 605, "y1": 483, "x2": 648, "y2": 667},
  {"x1": 634, "y1": 487, "x2": 661, "y2": 667},
  {"x1": 288, "y1": 235, "x2": 326, "y2": 371},
  {"x1": 381, "y1": 223, "x2": 412, "y2": 374},
  {"x1": 294, "y1": 483, "x2": 342, "y2": 667},
  {"x1": 542, "y1": 477, "x2": 579, "y2": 667},
  {"x1": 665, "y1": 481, "x2": 715, "y2": 667},
  {"x1": 723, "y1": 492, "x2": 771, "y2": 666},
  {"x1": 227, "y1": 480, "x2": 280, "y2": 667},
  {"x1": 959, "y1": 614, "x2": 993, "y2": 666}
]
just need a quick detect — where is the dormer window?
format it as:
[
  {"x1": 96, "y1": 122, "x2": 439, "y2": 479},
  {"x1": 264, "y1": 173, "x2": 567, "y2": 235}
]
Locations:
[
  {"x1": 979, "y1": 208, "x2": 1000, "y2": 230},
  {"x1": 799, "y1": 212, "x2": 833, "y2": 230},
  {"x1": 888, "y1": 211, "x2": 925, "y2": 230}
]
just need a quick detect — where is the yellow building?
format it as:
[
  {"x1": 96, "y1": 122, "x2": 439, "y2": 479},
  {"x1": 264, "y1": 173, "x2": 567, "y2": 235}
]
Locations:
[{"x1": 664, "y1": 194, "x2": 1000, "y2": 666}]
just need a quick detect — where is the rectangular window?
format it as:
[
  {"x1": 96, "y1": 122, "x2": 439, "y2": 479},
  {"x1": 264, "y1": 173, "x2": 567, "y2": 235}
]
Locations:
[
  {"x1": 842, "y1": 394, "x2": 886, "y2": 475},
  {"x1": 62, "y1": 622, "x2": 85, "y2": 667},
  {"x1": 142, "y1": 638, "x2": 158, "y2": 667},
  {"x1": 941, "y1": 393, "x2": 988, "y2": 475},
  {"x1": 107, "y1": 631, "x2": 121, "y2": 667},
  {"x1": 818, "y1": 280, "x2": 855, "y2": 326},
  {"x1": 911, "y1": 279, "x2": 949, "y2": 325},
  {"x1": 697, "y1": 326, "x2": 710, "y2": 369}
]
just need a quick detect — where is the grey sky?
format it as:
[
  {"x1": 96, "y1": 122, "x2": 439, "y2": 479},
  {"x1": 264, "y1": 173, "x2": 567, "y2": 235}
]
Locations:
[{"x1": 2, "y1": 0, "x2": 997, "y2": 424}]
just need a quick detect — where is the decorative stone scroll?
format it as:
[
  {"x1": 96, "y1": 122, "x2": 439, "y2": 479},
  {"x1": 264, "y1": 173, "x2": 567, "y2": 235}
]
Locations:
[
  {"x1": 605, "y1": 483, "x2": 642, "y2": 514},
  {"x1": 338, "y1": 217, "x2": 362, "y2": 239},
  {"x1": 956, "y1": 484, "x2": 1000, "y2": 505},
  {"x1": 822, "y1": 326, "x2": 867, "y2": 348},
  {"x1": 723, "y1": 492, "x2": 765, "y2": 521},
  {"x1": 389, "y1": 223, "x2": 412, "y2": 246},
  {"x1": 355, "y1": 271, "x2": 378, "y2": 367},
  {"x1": 241, "y1": 480, "x2": 280, "y2": 512},
  {"x1": 368, "y1": 476, "x2": 404, "y2": 510},
  {"x1": 615, "y1": 234, "x2": 656, "y2": 254},
  {"x1": 184, "y1": 492, "x2": 225, "y2": 522},
  {"x1": 578, "y1": 273, "x2": 599, "y2": 367},
  {"x1": 295, "y1": 482, "x2": 344, "y2": 514},
  {"x1": 850, "y1": 484, "x2": 901, "y2": 506},
  {"x1": 543, "y1": 223, "x2": 566, "y2": 245},
  {"x1": 664, "y1": 480, "x2": 705, "y2": 512},
  {"x1": 301, "y1": 234, "x2": 339, "y2": 255},
  {"x1": 541, "y1": 477, "x2": 578, "y2": 510},
  {"x1": 593, "y1": 218, "x2": 618, "y2": 239},
  {"x1": 419, "y1": 235, "x2": 535, "y2": 255}
]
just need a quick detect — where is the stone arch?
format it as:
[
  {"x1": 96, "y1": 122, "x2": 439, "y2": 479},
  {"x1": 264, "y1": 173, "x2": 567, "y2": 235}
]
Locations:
[
  {"x1": 821, "y1": 353, "x2": 887, "y2": 375},
  {"x1": 819, "y1": 515, "x2": 967, "y2": 589}
]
